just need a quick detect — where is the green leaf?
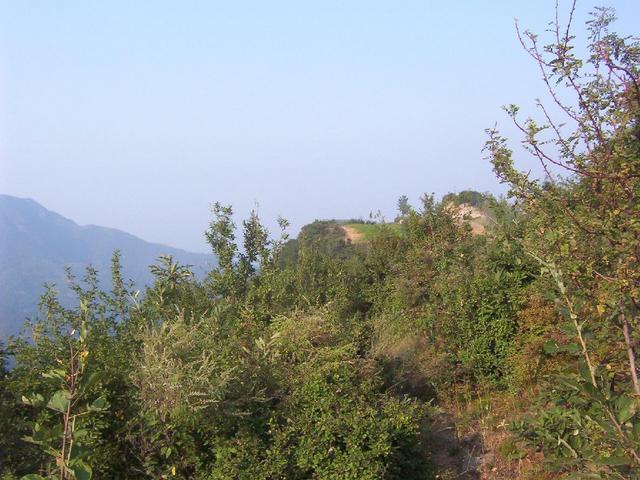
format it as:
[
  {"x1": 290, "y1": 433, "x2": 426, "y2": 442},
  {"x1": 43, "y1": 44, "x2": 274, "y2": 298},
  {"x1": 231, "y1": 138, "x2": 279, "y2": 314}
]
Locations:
[
  {"x1": 578, "y1": 360, "x2": 592, "y2": 385},
  {"x1": 69, "y1": 460, "x2": 92, "y2": 480},
  {"x1": 74, "y1": 428, "x2": 89, "y2": 440},
  {"x1": 593, "y1": 416, "x2": 616, "y2": 435},
  {"x1": 598, "y1": 455, "x2": 632, "y2": 466},
  {"x1": 579, "y1": 381, "x2": 604, "y2": 402},
  {"x1": 565, "y1": 343, "x2": 580, "y2": 354},
  {"x1": 543, "y1": 340, "x2": 560, "y2": 354},
  {"x1": 560, "y1": 322, "x2": 575, "y2": 335},
  {"x1": 42, "y1": 369, "x2": 67, "y2": 381},
  {"x1": 22, "y1": 393, "x2": 45, "y2": 406},
  {"x1": 89, "y1": 396, "x2": 108, "y2": 411},
  {"x1": 20, "y1": 475, "x2": 47, "y2": 480},
  {"x1": 615, "y1": 396, "x2": 636, "y2": 424},
  {"x1": 70, "y1": 443, "x2": 90, "y2": 461},
  {"x1": 47, "y1": 390, "x2": 69, "y2": 413},
  {"x1": 80, "y1": 371, "x2": 101, "y2": 391},
  {"x1": 161, "y1": 446, "x2": 172, "y2": 458},
  {"x1": 21, "y1": 435, "x2": 43, "y2": 446},
  {"x1": 80, "y1": 320, "x2": 88, "y2": 342}
]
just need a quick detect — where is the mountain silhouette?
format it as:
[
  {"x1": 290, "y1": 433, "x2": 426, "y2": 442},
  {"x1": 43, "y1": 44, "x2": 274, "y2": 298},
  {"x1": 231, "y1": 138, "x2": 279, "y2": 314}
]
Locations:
[{"x1": 0, "y1": 194, "x2": 215, "y2": 337}]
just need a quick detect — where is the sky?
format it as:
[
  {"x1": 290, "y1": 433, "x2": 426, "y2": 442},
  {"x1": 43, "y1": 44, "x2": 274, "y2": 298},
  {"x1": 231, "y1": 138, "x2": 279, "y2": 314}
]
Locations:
[{"x1": 1, "y1": 1, "x2": 638, "y2": 253}]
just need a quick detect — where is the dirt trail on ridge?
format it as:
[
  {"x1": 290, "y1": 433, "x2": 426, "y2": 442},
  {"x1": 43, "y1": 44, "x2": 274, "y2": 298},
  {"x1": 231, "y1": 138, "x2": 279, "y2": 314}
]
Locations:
[{"x1": 341, "y1": 225, "x2": 365, "y2": 244}]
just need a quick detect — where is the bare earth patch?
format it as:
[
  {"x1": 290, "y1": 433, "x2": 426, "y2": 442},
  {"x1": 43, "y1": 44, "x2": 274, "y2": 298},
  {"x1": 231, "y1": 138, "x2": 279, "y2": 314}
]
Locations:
[
  {"x1": 428, "y1": 395, "x2": 554, "y2": 480},
  {"x1": 444, "y1": 203, "x2": 488, "y2": 235}
]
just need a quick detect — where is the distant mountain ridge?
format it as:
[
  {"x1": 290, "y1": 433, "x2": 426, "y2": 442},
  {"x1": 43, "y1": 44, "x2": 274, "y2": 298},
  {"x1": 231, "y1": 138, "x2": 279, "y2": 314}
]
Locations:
[{"x1": 0, "y1": 194, "x2": 216, "y2": 337}]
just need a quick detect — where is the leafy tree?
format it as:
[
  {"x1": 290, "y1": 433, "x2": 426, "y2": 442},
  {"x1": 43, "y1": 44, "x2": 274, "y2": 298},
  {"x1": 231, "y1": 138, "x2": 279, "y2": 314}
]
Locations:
[
  {"x1": 205, "y1": 203, "x2": 289, "y2": 303},
  {"x1": 485, "y1": 3, "x2": 640, "y2": 475},
  {"x1": 20, "y1": 308, "x2": 109, "y2": 480},
  {"x1": 397, "y1": 195, "x2": 411, "y2": 218},
  {"x1": 441, "y1": 190, "x2": 491, "y2": 209}
]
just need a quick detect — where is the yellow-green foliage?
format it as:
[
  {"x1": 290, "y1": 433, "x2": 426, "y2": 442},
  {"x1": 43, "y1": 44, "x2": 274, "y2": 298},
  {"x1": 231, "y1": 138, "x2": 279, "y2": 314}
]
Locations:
[
  {"x1": 132, "y1": 310, "x2": 238, "y2": 421},
  {"x1": 506, "y1": 293, "x2": 560, "y2": 390}
]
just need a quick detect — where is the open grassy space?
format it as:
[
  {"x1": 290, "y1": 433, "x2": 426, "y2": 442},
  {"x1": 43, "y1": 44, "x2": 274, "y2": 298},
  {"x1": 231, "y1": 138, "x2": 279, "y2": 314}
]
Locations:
[{"x1": 344, "y1": 222, "x2": 403, "y2": 242}]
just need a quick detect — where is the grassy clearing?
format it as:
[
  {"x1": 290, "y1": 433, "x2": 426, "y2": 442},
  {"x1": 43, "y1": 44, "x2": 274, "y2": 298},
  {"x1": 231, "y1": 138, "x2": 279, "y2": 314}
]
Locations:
[{"x1": 344, "y1": 223, "x2": 403, "y2": 242}]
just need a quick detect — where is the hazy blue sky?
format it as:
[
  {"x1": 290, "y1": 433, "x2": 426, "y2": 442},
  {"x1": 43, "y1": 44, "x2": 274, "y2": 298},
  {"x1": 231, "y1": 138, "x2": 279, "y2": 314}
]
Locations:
[{"x1": 1, "y1": 1, "x2": 638, "y2": 252}]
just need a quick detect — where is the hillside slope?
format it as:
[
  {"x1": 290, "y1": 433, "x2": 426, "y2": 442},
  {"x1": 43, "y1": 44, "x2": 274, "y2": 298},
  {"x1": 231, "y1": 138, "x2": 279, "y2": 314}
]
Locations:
[{"x1": 0, "y1": 195, "x2": 215, "y2": 337}]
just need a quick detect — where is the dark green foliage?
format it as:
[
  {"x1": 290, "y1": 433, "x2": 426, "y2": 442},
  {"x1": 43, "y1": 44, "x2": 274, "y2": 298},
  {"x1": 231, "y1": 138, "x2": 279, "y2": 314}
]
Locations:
[
  {"x1": 395, "y1": 195, "x2": 411, "y2": 222},
  {"x1": 265, "y1": 359, "x2": 429, "y2": 479},
  {"x1": 454, "y1": 267, "x2": 525, "y2": 383},
  {"x1": 296, "y1": 220, "x2": 355, "y2": 259},
  {"x1": 441, "y1": 190, "x2": 492, "y2": 209}
]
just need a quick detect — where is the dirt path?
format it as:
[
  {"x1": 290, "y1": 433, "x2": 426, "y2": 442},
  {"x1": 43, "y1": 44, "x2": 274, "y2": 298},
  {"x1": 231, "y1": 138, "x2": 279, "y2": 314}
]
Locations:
[
  {"x1": 427, "y1": 411, "x2": 482, "y2": 479},
  {"x1": 341, "y1": 225, "x2": 365, "y2": 244},
  {"x1": 427, "y1": 406, "x2": 547, "y2": 480}
]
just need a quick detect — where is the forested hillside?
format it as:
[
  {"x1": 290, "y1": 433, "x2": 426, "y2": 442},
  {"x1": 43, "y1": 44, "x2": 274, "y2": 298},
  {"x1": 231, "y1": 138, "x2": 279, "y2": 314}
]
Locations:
[
  {"x1": 1, "y1": 5, "x2": 639, "y2": 480},
  {"x1": 0, "y1": 195, "x2": 215, "y2": 337}
]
